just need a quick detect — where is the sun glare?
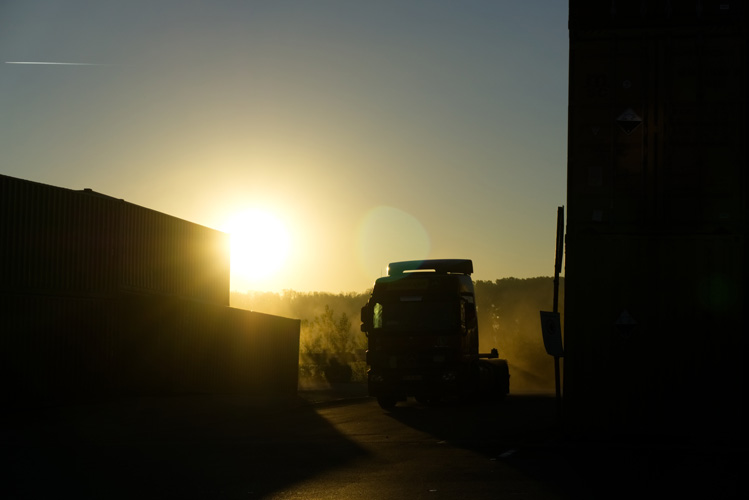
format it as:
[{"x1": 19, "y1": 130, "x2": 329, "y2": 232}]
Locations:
[{"x1": 224, "y1": 209, "x2": 291, "y2": 288}]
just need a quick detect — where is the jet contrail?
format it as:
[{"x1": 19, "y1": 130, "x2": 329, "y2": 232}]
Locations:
[{"x1": 5, "y1": 61, "x2": 106, "y2": 66}]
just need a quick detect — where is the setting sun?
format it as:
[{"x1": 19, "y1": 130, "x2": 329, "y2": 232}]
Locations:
[{"x1": 223, "y1": 209, "x2": 291, "y2": 289}]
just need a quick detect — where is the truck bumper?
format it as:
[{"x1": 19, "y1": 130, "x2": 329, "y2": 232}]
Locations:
[
  {"x1": 368, "y1": 359, "x2": 509, "y2": 402},
  {"x1": 367, "y1": 367, "x2": 462, "y2": 401}
]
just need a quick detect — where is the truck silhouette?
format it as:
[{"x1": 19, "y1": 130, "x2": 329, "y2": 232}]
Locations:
[{"x1": 361, "y1": 259, "x2": 510, "y2": 409}]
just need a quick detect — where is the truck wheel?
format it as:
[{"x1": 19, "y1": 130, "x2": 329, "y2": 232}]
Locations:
[{"x1": 377, "y1": 395, "x2": 397, "y2": 410}]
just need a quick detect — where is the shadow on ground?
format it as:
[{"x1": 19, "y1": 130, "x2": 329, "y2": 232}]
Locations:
[
  {"x1": 383, "y1": 393, "x2": 560, "y2": 451},
  {"x1": 384, "y1": 394, "x2": 745, "y2": 499},
  {"x1": 3, "y1": 392, "x2": 369, "y2": 499}
]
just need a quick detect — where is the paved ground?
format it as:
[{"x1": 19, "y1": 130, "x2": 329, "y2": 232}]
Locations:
[
  {"x1": 3, "y1": 383, "x2": 746, "y2": 499},
  {"x1": 297, "y1": 380, "x2": 370, "y2": 405}
]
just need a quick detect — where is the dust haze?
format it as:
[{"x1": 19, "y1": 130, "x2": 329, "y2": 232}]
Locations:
[{"x1": 231, "y1": 277, "x2": 562, "y2": 394}]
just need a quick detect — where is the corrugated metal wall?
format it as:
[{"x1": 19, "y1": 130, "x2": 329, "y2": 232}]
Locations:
[
  {"x1": 0, "y1": 294, "x2": 118, "y2": 400},
  {"x1": 0, "y1": 294, "x2": 300, "y2": 401},
  {"x1": 566, "y1": 2, "x2": 746, "y2": 437},
  {"x1": 114, "y1": 296, "x2": 299, "y2": 396},
  {"x1": 119, "y1": 203, "x2": 230, "y2": 305},
  {"x1": 1, "y1": 174, "x2": 229, "y2": 305},
  {"x1": 0, "y1": 176, "x2": 120, "y2": 295},
  {"x1": 1, "y1": 174, "x2": 299, "y2": 403}
]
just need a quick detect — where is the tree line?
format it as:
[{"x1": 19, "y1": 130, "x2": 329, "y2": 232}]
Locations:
[{"x1": 230, "y1": 277, "x2": 563, "y2": 392}]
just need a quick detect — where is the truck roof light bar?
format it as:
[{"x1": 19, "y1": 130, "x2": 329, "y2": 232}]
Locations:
[{"x1": 387, "y1": 259, "x2": 473, "y2": 276}]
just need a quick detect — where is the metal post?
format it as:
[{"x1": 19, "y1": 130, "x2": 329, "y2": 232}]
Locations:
[{"x1": 553, "y1": 206, "x2": 564, "y2": 424}]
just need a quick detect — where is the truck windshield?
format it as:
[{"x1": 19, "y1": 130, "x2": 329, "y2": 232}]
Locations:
[{"x1": 373, "y1": 300, "x2": 459, "y2": 332}]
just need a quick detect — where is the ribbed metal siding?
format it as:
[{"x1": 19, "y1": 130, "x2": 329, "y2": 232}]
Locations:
[
  {"x1": 1, "y1": 174, "x2": 230, "y2": 305},
  {"x1": 114, "y1": 298, "x2": 299, "y2": 396},
  {"x1": 119, "y1": 203, "x2": 230, "y2": 305},
  {"x1": 113, "y1": 296, "x2": 225, "y2": 394},
  {"x1": 0, "y1": 293, "x2": 118, "y2": 400},
  {"x1": 566, "y1": 4, "x2": 746, "y2": 436},
  {"x1": 659, "y1": 34, "x2": 745, "y2": 228},
  {"x1": 1, "y1": 175, "x2": 120, "y2": 296},
  {"x1": 228, "y1": 308, "x2": 301, "y2": 395},
  {"x1": 2, "y1": 293, "x2": 300, "y2": 400},
  {"x1": 567, "y1": 23, "x2": 746, "y2": 233},
  {"x1": 2, "y1": 174, "x2": 296, "y2": 401},
  {"x1": 564, "y1": 234, "x2": 745, "y2": 435}
]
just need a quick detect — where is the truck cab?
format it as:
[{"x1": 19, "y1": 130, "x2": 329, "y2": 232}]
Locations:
[{"x1": 361, "y1": 259, "x2": 508, "y2": 409}]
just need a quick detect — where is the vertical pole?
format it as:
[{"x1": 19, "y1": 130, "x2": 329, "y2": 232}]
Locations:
[
  {"x1": 554, "y1": 206, "x2": 564, "y2": 311},
  {"x1": 553, "y1": 206, "x2": 564, "y2": 424}
]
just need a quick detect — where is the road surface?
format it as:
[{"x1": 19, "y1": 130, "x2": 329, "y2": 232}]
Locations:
[{"x1": 3, "y1": 387, "x2": 743, "y2": 499}]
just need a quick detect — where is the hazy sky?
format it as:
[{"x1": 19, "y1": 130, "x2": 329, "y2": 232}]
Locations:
[{"x1": 1, "y1": 0, "x2": 568, "y2": 293}]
